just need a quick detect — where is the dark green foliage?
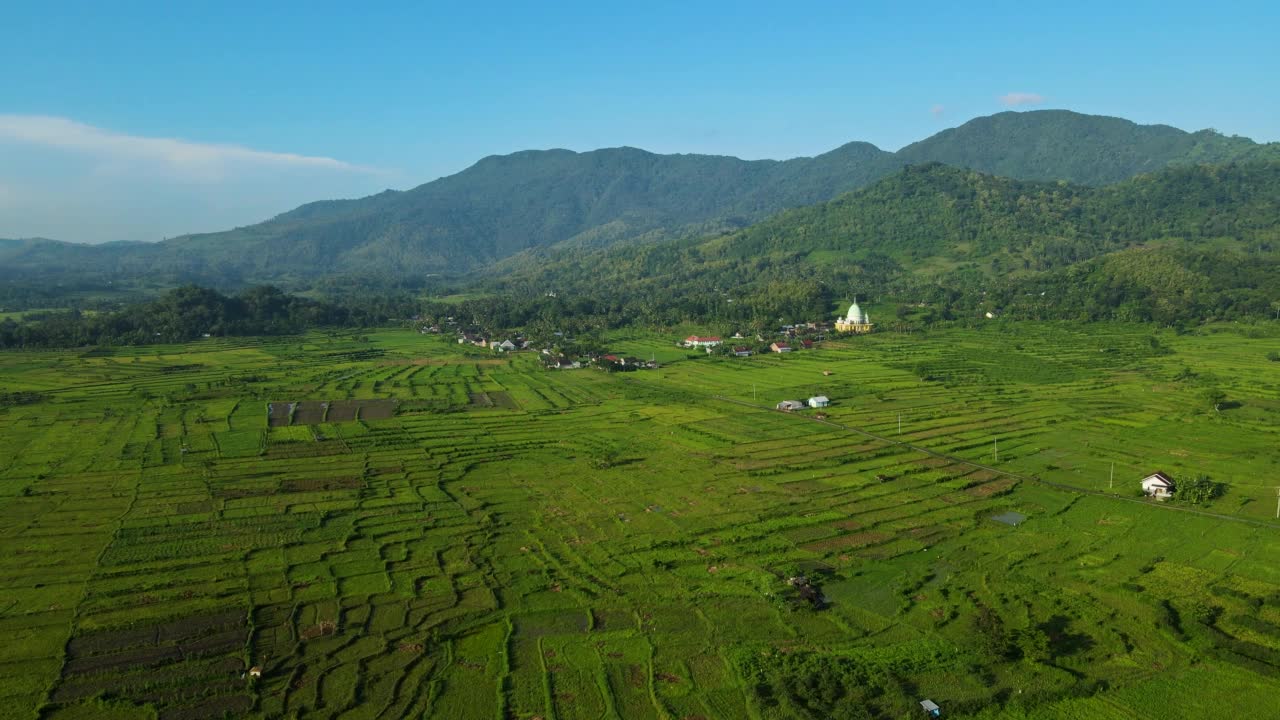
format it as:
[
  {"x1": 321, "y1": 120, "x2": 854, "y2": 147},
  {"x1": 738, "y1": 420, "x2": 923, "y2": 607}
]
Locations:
[
  {"x1": 972, "y1": 606, "x2": 1013, "y2": 660},
  {"x1": 1176, "y1": 475, "x2": 1226, "y2": 504},
  {"x1": 738, "y1": 650, "x2": 887, "y2": 719},
  {"x1": 1013, "y1": 626, "x2": 1052, "y2": 663},
  {"x1": 0, "y1": 389, "x2": 45, "y2": 407},
  {"x1": 0, "y1": 285, "x2": 415, "y2": 348}
]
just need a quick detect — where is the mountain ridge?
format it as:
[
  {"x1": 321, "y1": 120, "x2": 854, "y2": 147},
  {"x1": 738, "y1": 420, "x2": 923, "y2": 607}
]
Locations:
[{"x1": 2, "y1": 110, "x2": 1277, "y2": 286}]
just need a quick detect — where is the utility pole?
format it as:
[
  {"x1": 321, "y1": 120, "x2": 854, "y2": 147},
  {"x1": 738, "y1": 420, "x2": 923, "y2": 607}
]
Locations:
[
  {"x1": 898, "y1": 414, "x2": 902, "y2": 435},
  {"x1": 1275, "y1": 487, "x2": 1279, "y2": 520},
  {"x1": 1110, "y1": 462, "x2": 1114, "y2": 491},
  {"x1": 993, "y1": 437, "x2": 999, "y2": 463}
]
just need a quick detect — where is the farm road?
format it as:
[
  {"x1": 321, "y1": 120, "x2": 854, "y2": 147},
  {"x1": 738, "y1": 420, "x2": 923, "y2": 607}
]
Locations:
[{"x1": 711, "y1": 395, "x2": 1280, "y2": 530}]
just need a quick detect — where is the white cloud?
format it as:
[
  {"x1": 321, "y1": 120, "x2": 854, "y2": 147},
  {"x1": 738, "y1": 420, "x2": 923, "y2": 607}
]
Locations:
[
  {"x1": 999, "y1": 92, "x2": 1045, "y2": 107},
  {"x1": 0, "y1": 114, "x2": 375, "y2": 180},
  {"x1": 930, "y1": 104, "x2": 945, "y2": 118}
]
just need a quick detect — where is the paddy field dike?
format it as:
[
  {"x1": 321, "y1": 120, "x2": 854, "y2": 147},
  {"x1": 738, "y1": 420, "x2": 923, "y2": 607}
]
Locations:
[{"x1": 1, "y1": 322, "x2": 1279, "y2": 719}]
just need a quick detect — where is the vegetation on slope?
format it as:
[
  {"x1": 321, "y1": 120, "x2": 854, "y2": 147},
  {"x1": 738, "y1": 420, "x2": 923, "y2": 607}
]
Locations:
[
  {"x1": 2, "y1": 110, "x2": 1277, "y2": 284},
  {"x1": 489, "y1": 161, "x2": 1280, "y2": 328},
  {"x1": 0, "y1": 286, "x2": 418, "y2": 348}
]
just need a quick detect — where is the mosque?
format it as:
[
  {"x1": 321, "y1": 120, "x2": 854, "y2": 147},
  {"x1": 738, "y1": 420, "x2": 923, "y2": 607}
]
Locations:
[{"x1": 835, "y1": 299, "x2": 874, "y2": 334}]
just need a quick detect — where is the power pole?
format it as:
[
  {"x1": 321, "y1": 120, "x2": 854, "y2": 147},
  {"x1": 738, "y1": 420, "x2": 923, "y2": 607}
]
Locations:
[
  {"x1": 993, "y1": 437, "x2": 999, "y2": 463},
  {"x1": 898, "y1": 414, "x2": 902, "y2": 435},
  {"x1": 1275, "y1": 487, "x2": 1279, "y2": 520},
  {"x1": 1110, "y1": 462, "x2": 1114, "y2": 491}
]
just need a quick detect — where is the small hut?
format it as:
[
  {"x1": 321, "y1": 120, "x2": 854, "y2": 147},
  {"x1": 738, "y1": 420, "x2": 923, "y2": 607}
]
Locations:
[{"x1": 920, "y1": 699, "x2": 941, "y2": 717}]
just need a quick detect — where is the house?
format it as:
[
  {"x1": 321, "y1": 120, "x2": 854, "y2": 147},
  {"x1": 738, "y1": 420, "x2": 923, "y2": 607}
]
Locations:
[
  {"x1": 550, "y1": 356, "x2": 580, "y2": 370},
  {"x1": 494, "y1": 339, "x2": 518, "y2": 352},
  {"x1": 248, "y1": 666, "x2": 263, "y2": 678},
  {"x1": 683, "y1": 335, "x2": 723, "y2": 348},
  {"x1": 919, "y1": 699, "x2": 940, "y2": 717},
  {"x1": 808, "y1": 396, "x2": 830, "y2": 409},
  {"x1": 776, "y1": 400, "x2": 805, "y2": 411},
  {"x1": 770, "y1": 342, "x2": 792, "y2": 353},
  {"x1": 801, "y1": 339, "x2": 814, "y2": 349},
  {"x1": 732, "y1": 346, "x2": 753, "y2": 357},
  {"x1": 1141, "y1": 472, "x2": 1176, "y2": 499}
]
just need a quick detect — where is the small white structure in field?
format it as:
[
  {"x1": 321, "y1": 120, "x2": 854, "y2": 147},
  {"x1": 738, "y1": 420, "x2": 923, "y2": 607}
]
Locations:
[
  {"x1": 808, "y1": 396, "x2": 830, "y2": 409},
  {"x1": 1141, "y1": 472, "x2": 1175, "y2": 499},
  {"x1": 920, "y1": 698, "x2": 941, "y2": 717},
  {"x1": 776, "y1": 400, "x2": 805, "y2": 412}
]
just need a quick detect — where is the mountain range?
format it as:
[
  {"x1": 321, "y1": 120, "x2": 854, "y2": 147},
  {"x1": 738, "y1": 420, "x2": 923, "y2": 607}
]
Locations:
[{"x1": 1, "y1": 109, "x2": 1278, "y2": 287}]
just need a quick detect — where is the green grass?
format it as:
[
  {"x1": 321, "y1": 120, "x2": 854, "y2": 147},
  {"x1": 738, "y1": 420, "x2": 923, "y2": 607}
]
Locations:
[{"x1": 1, "y1": 323, "x2": 1279, "y2": 718}]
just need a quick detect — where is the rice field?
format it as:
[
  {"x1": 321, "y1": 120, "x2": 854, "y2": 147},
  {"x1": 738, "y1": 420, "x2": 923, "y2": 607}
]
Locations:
[{"x1": 1, "y1": 323, "x2": 1278, "y2": 719}]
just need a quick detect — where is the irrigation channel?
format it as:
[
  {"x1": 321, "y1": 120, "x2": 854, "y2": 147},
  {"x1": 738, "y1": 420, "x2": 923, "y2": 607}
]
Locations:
[{"x1": 711, "y1": 394, "x2": 1280, "y2": 531}]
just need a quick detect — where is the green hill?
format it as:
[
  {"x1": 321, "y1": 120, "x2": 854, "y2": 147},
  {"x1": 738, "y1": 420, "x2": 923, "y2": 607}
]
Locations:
[
  {"x1": 490, "y1": 161, "x2": 1280, "y2": 326},
  {"x1": 1, "y1": 110, "x2": 1277, "y2": 286},
  {"x1": 895, "y1": 110, "x2": 1280, "y2": 185}
]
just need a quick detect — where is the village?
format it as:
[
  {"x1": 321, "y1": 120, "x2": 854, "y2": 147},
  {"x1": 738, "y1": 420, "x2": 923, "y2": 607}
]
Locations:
[
  {"x1": 417, "y1": 300, "x2": 881, "y2": 375},
  {"x1": 420, "y1": 299, "x2": 1208, "y2": 505}
]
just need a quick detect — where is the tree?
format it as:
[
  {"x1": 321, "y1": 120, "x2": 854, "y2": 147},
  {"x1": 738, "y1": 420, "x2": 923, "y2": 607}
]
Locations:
[
  {"x1": 1201, "y1": 388, "x2": 1227, "y2": 414},
  {"x1": 972, "y1": 606, "x2": 1012, "y2": 660},
  {"x1": 1014, "y1": 627, "x2": 1051, "y2": 663},
  {"x1": 1177, "y1": 475, "x2": 1225, "y2": 504}
]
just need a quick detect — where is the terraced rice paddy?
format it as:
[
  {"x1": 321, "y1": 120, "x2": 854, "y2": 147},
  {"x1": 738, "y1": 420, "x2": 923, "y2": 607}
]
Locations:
[{"x1": 1, "y1": 323, "x2": 1278, "y2": 719}]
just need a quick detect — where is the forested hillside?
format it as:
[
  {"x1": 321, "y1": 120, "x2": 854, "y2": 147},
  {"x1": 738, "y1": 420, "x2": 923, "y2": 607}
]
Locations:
[
  {"x1": 486, "y1": 161, "x2": 1280, "y2": 328},
  {"x1": 2, "y1": 110, "x2": 1277, "y2": 286}
]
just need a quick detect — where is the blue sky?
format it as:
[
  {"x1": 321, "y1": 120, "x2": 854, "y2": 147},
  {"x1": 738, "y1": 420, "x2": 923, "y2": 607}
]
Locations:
[{"x1": 1, "y1": 0, "x2": 1276, "y2": 243}]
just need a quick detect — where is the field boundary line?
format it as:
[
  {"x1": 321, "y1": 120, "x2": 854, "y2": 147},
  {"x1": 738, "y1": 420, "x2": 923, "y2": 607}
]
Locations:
[{"x1": 710, "y1": 395, "x2": 1280, "y2": 530}]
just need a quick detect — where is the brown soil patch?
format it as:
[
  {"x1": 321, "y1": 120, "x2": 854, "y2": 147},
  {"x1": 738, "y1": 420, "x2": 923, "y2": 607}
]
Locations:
[
  {"x1": 280, "y1": 476, "x2": 363, "y2": 493},
  {"x1": 965, "y1": 477, "x2": 1018, "y2": 497},
  {"x1": 803, "y1": 531, "x2": 889, "y2": 553},
  {"x1": 175, "y1": 500, "x2": 213, "y2": 514},
  {"x1": 300, "y1": 620, "x2": 336, "y2": 640}
]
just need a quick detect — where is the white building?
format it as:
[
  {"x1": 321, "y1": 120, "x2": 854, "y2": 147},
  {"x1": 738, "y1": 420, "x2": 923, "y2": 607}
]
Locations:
[
  {"x1": 808, "y1": 396, "x2": 830, "y2": 409},
  {"x1": 1141, "y1": 472, "x2": 1175, "y2": 499},
  {"x1": 683, "y1": 335, "x2": 723, "y2": 348},
  {"x1": 835, "y1": 300, "x2": 873, "y2": 334}
]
